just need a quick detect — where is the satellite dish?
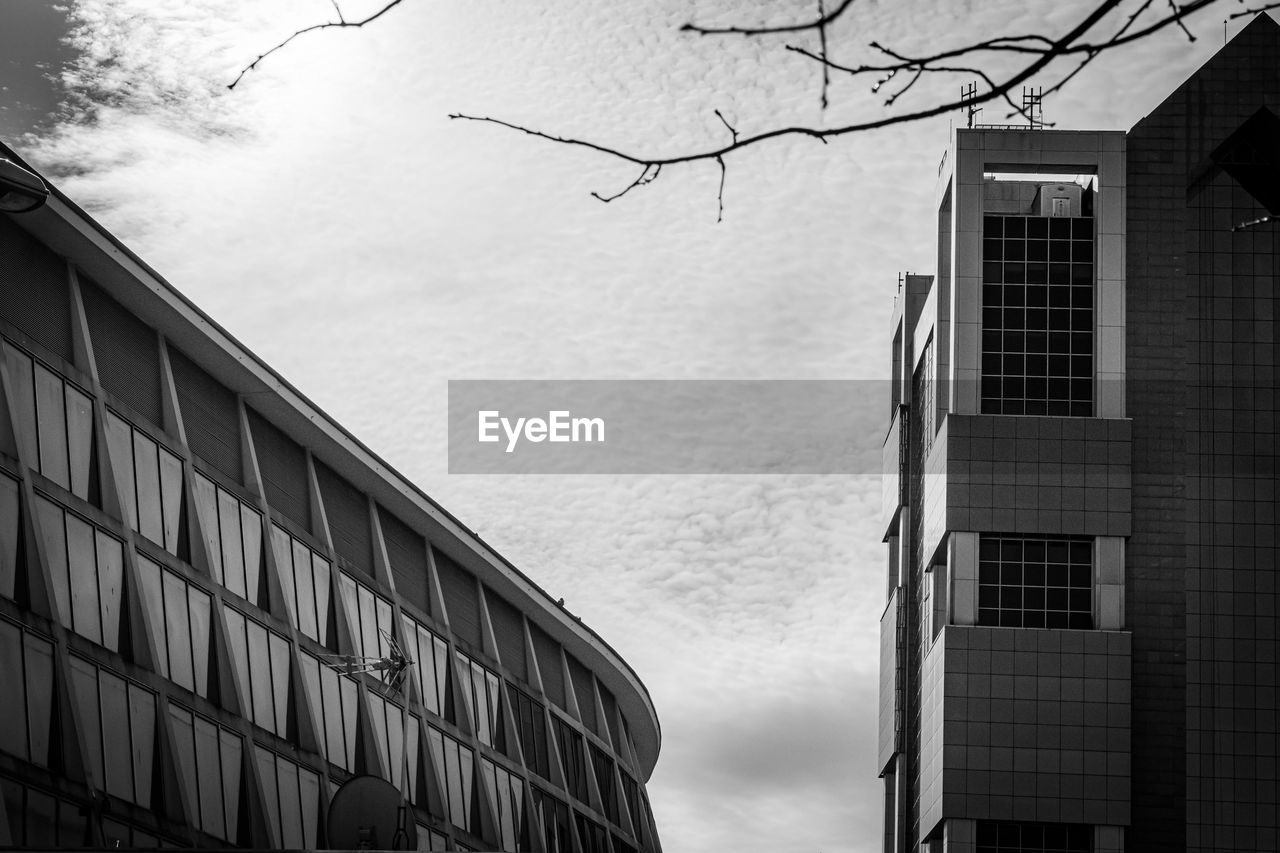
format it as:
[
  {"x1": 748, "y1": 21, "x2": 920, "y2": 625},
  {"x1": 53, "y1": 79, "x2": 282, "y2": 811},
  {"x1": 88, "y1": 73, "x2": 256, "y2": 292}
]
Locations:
[{"x1": 326, "y1": 774, "x2": 418, "y2": 851}]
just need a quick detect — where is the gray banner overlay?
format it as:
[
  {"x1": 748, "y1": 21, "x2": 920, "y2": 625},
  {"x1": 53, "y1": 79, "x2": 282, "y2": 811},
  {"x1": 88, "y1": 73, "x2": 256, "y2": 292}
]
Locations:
[{"x1": 448, "y1": 380, "x2": 887, "y2": 474}]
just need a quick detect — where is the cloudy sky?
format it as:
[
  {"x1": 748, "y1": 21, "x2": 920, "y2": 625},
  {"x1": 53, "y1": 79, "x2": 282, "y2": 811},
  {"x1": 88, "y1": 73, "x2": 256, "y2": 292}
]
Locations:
[{"x1": 0, "y1": 1, "x2": 1257, "y2": 851}]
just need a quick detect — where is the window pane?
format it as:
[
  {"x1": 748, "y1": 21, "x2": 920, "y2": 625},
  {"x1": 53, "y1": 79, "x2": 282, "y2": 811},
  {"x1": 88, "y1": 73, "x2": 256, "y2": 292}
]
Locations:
[
  {"x1": 158, "y1": 448, "x2": 183, "y2": 554},
  {"x1": 25, "y1": 634, "x2": 54, "y2": 766},
  {"x1": 4, "y1": 345, "x2": 37, "y2": 461},
  {"x1": 240, "y1": 504, "x2": 262, "y2": 606},
  {"x1": 428, "y1": 729, "x2": 447, "y2": 821},
  {"x1": 193, "y1": 473, "x2": 221, "y2": 583},
  {"x1": 98, "y1": 671, "x2": 132, "y2": 801},
  {"x1": 277, "y1": 757, "x2": 303, "y2": 849},
  {"x1": 189, "y1": 586, "x2": 211, "y2": 698},
  {"x1": 36, "y1": 498, "x2": 70, "y2": 625},
  {"x1": 34, "y1": 365, "x2": 69, "y2": 490},
  {"x1": 66, "y1": 513, "x2": 100, "y2": 643},
  {"x1": 133, "y1": 432, "x2": 163, "y2": 544},
  {"x1": 0, "y1": 476, "x2": 18, "y2": 600},
  {"x1": 194, "y1": 716, "x2": 225, "y2": 838},
  {"x1": 247, "y1": 621, "x2": 273, "y2": 729},
  {"x1": 387, "y1": 706, "x2": 405, "y2": 790},
  {"x1": 220, "y1": 729, "x2": 243, "y2": 842},
  {"x1": 168, "y1": 706, "x2": 198, "y2": 824},
  {"x1": 376, "y1": 598, "x2": 393, "y2": 659},
  {"x1": 254, "y1": 747, "x2": 281, "y2": 848},
  {"x1": 269, "y1": 631, "x2": 291, "y2": 735},
  {"x1": 298, "y1": 653, "x2": 326, "y2": 759},
  {"x1": 359, "y1": 585, "x2": 378, "y2": 661},
  {"x1": 294, "y1": 540, "x2": 317, "y2": 641},
  {"x1": 128, "y1": 685, "x2": 155, "y2": 809},
  {"x1": 369, "y1": 694, "x2": 391, "y2": 779},
  {"x1": 104, "y1": 412, "x2": 136, "y2": 527},
  {"x1": 299, "y1": 766, "x2": 320, "y2": 850},
  {"x1": 223, "y1": 609, "x2": 250, "y2": 715},
  {"x1": 217, "y1": 490, "x2": 244, "y2": 598},
  {"x1": 312, "y1": 554, "x2": 331, "y2": 646},
  {"x1": 433, "y1": 636, "x2": 450, "y2": 719},
  {"x1": 95, "y1": 531, "x2": 123, "y2": 652},
  {"x1": 163, "y1": 570, "x2": 193, "y2": 692},
  {"x1": 341, "y1": 673, "x2": 359, "y2": 770},
  {"x1": 270, "y1": 526, "x2": 295, "y2": 622},
  {"x1": 338, "y1": 573, "x2": 359, "y2": 651},
  {"x1": 136, "y1": 555, "x2": 168, "y2": 676},
  {"x1": 0, "y1": 622, "x2": 28, "y2": 759},
  {"x1": 406, "y1": 715, "x2": 420, "y2": 803},
  {"x1": 64, "y1": 386, "x2": 93, "y2": 500}
]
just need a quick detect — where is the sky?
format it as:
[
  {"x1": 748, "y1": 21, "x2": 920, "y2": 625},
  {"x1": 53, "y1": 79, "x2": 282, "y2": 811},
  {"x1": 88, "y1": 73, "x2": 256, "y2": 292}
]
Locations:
[{"x1": 0, "y1": 1, "x2": 1259, "y2": 851}]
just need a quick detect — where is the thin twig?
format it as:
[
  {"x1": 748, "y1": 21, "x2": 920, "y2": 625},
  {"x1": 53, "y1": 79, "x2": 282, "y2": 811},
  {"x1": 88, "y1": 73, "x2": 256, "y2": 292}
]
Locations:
[
  {"x1": 715, "y1": 156, "x2": 726, "y2": 223},
  {"x1": 714, "y1": 109, "x2": 739, "y2": 144},
  {"x1": 591, "y1": 163, "x2": 662, "y2": 203},
  {"x1": 817, "y1": 0, "x2": 831, "y2": 110},
  {"x1": 682, "y1": 0, "x2": 858, "y2": 37},
  {"x1": 229, "y1": 0, "x2": 405, "y2": 89}
]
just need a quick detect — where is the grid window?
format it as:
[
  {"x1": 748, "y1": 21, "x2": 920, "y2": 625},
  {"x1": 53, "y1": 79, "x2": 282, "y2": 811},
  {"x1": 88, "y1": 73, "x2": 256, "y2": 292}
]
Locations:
[
  {"x1": 978, "y1": 535, "x2": 1093, "y2": 629},
  {"x1": 552, "y1": 717, "x2": 588, "y2": 804},
  {"x1": 981, "y1": 214, "x2": 1094, "y2": 416},
  {"x1": 575, "y1": 813, "x2": 609, "y2": 853},
  {"x1": 368, "y1": 691, "x2": 420, "y2": 796},
  {"x1": 192, "y1": 472, "x2": 263, "y2": 605},
  {"x1": 620, "y1": 773, "x2": 643, "y2": 839},
  {"x1": 532, "y1": 787, "x2": 572, "y2": 853},
  {"x1": 66, "y1": 657, "x2": 156, "y2": 808},
  {"x1": 298, "y1": 651, "x2": 359, "y2": 771},
  {"x1": 338, "y1": 572, "x2": 394, "y2": 663},
  {"x1": 104, "y1": 412, "x2": 183, "y2": 555},
  {"x1": 0, "y1": 778, "x2": 87, "y2": 847},
  {"x1": 590, "y1": 743, "x2": 619, "y2": 824},
  {"x1": 222, "y1": 608, "x2": 292, "y2": 737},
  {"x1": 976, "y1": 820, "x2": 1092, "y2": 853},
  {"x1": 33, "y1": 496, "x2": 124, "y2": 651},
  {"x1": 3, "y1": 341, "x2": 94, "y2": 501},
  {"x1": 457, "y1": 650, "x2": 504, "y2": 750},
  {"x1": 270, "y1": 524, "x2": 332, "y2": 646},
  {"x1": 0, "y1": 475, "x2": 16, "y2": 602},
  {"x1": 168, "y1": 704, "x2": 243, "y2": 843},
  {"x1": 482, "y1": 757, "x2": 528, "y2": 852},
  {"x1": 135, "y1": 554, "x2": 212, "y2": 697}
]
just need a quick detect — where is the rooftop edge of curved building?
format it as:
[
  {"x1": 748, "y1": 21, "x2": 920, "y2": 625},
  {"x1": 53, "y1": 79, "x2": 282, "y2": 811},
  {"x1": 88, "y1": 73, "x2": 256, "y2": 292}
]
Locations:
[{"x1": 0, "y1": 139, "x2": 662, "y2": 781}]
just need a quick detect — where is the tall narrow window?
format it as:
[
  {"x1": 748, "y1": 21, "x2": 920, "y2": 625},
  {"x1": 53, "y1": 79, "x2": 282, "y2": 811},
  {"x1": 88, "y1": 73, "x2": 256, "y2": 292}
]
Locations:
[
  {"x1": 103, "y1": 412, "x2": 184, "y2": 555},
  {"x1": 168, "y1": 705, "x2": 243, "y2": 842},
  {"x1": 589, "y1": 744, "x2": 618, "y2": 824},
  {"x1": 3, "y1": 342, "x2": 94, "y2": 501},
  {"x1": 33, "y1": 496, "x2": 123, "y2": 651},
  {"x1": 298, "y1": 651, "x2": 359, "y2": 772},
  {"x1": 135, "y1": 554, "x2": 212, "y2": 697},
  {"x1": 977, "y1": 535, "x2": 1093, "y2": 629},
  {"x1": 0, "y1": 475, "x2": 21, "y2": 602},
  {"x1": 428, "y1": 726, "x2": 476, "y2": 834},
  {"x1": 508, "y1": 683, "x2": 550, "y2": 779},
  {"x1": 402, "y1": 614, "x2": 453, "y2": 722},
  {"x1": 270, "y1": 524, "x2": 333, "y2": 646},
  {"x1": 532, "y1": 788, "x2": 571, "y2": 853},
  {"x1": 0, "y1": 620, "x2": 55, "y2": 767},
  {"x1": 339, "y1": 573, "x2": 393, "y2": 662},
  {"x1": 552, "y1": 717, "x2": 587, "y2": 803},
  {"x1": 254, "y1": 747, "x2": 320, "y2": 850},
  {"x1": 482, "y1": 757, "x2": 527, "y2": 852},
  {"x1": 192, "y1": 472, "x2": 263, "y2": 605},
  {"x1": 367, "y1": 691, "x2": 419, "y2": 795},
  {"x1": 456, "y1": 650, "x2": 504, "y2": 749}
]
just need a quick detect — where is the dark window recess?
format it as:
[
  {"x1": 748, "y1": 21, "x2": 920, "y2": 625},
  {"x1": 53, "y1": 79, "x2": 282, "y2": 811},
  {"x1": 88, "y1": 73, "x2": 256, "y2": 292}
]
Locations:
[
  {"x1": 0, "y1": 217, "x2": 71, "y2": 362},
  {"x1": 80, "y1": 278, "x2": 162, "y2": 426},
  {"x1": 315, "y1": 461, "x2": 372, "y2": 576},
  {"x1": 552, "y1": 716, "x2": 588, "y2": 803},
  {"x1": 169, "y1": 346, "x2": 240, "y2": 482},
  {"x1": 589, "y1": 743, "x2": 618, "y2": 824},
  {"x1": 977, "y1": 535, "x2": 1093, "y2": 629},
  {"x1": 1210, "y1": 105, "x2": 1280, "y2": 215},
  {"x1": 976, "y1": 820, "x2": 1093, "y2": 853},
  {"x1": 246, "y1": 407, "x2": 310, "y2": 531},
  {"x1": 433, "y1": 549, "x2": 481, "y2": 648},
  {"x1": 532, "y1": 787, "x2": 572, "y2": 853},
  {"x1": 575, "y1": 813, "x2": 609, "y2": 853},
  {"x1": 509, "y1": 683, "x2": 550, "y2": 779}
]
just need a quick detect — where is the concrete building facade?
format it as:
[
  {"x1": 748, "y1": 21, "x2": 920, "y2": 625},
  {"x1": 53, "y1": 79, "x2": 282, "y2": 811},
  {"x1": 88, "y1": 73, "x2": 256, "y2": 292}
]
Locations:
[
  {"x1": 0, "y1": 140, "x2": 662, "y2": 851},
  {"x1": 880, "y1": 15, "x2": 1280, "y2": 853}
]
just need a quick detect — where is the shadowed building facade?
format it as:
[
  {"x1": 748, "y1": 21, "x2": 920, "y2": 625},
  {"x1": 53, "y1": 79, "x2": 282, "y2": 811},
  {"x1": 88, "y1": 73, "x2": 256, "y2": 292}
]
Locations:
[
  {"x1": 880, "y1": 15, "x2": 1280, "y2": 853},
  {"x1": 0, "y1": 140, "x2": 662, "y2": 851}
]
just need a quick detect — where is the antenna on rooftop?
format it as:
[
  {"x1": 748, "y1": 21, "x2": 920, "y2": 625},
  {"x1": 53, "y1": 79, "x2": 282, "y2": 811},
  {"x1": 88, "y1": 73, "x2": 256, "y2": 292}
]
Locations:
[
  {"x1": 319, "y1": 628, "x2": 412, "y2": 693},
  {"x1": 1022, "y1": 87, "x2": 1044, "y2": 130},
  {"x1": 961, "y1": 82, "x2": 981, "y2": 128}
]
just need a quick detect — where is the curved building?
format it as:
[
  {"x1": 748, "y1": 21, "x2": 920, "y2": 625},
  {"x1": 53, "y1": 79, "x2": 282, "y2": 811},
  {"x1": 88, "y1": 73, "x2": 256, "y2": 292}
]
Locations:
[{"x1": 0, "y1": 142, "x2": 662, "y2": 852}]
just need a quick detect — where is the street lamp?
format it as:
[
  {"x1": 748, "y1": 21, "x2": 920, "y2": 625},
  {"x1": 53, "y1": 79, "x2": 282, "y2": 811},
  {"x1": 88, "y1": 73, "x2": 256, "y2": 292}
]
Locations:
[{"x1": 0, "y1": 158, "x2": 49, "y2": 213}]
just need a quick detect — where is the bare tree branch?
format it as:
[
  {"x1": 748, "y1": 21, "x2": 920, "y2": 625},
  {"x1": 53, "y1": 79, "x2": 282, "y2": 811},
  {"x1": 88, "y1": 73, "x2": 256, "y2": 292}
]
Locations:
[
  {"x1": 681, "y1": 0, "x2": 859, "y2": 37},
  {"x1": 228, "y1": 0, "x2": 405, "y2": 90},
  {"x1": 591, "y1": 163, "x2": 662, "y2": 203}
]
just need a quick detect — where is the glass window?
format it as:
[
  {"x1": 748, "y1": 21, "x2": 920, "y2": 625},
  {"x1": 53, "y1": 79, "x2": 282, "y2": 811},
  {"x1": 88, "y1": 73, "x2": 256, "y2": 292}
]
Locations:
[
  {"x1": 300, "y1": 651, "x2": 361, "y2": 771},
  {"x1": 402, "y1": 614, "x2": 453, "y2": 721},
  {"x1": 67, "y1": 657, "x2": 155, "y2": 808},
  {"x1": 193, "y1": 471, "x2": 263, "y2": 605},
  {"x1": 271, "y1": 524, "x2": 333, "y2": 646},
  {"x1": 575, "y1": 813, "x2": 608, "y2": 853},
  {"x1": 0, "y1": 621, "x2": 54, "y2": 766},
  {"x1": 456, "y1": 650, "x2": 503, "y2": 749},
  {"x1": 168, "y1": 705, "x2": 243, "y2": 842},
  {"x1": 0, "y1": 779, "x2": 87, "y2": 847},
  {"x1": 0, "y1": 475, "x2": 19, "y2": 601},
  {"x1": 136, "y1": 554, "x2": 212, "y2": 697},
  {"x1": 532, "y1": 787, "x2": 571, "y2": 853},
  {"x1": 509, "y1": 683, "x2": 550, "y2": 779},
  {"x1": 590, "y1": 743, "x2": 618, "y2": 824},
  {"x1": 254, "y1": 747, "x2": 319, "y2": 850},
  {"x1": 552, "y1": 717, "x2": 587, "y2": 803},
  {"x1": 429, "y1": 726, "x2": 475, "y2": 834},
  {"x1": 976, "y1": 820, "x2": 1092, "y2": 853},
  {"x1": 978, "y1": 535, "x2": 1093, "y2": 629},
  {"x1": 222, "y1": 607, "x2": 291, "y2": 737},
  {"x1": 340, "y1": 572, "x2": 395, "y2": 663},
  {"x1": 483, "y1": 758, "x2": 526, "y2": 852},
  {"x1": 34, "y1": 363, "x2": 70, "y2": 492},
  {"x1": 104, "y1": 412, "x2": 184, "y2": 554},
  {"x1": 34, "y1": 496, "x2": 123, "y2": 651},
  {"x1": 620, "y1": 773, "x2": 642, "y2": 840}
]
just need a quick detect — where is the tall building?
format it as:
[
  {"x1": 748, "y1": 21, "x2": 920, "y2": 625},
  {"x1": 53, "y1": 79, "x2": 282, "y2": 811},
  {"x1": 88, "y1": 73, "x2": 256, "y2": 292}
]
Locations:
[
  {"x1": 880, "y1": 15, "x2": 1280, "y2": 853},
  {"x1": 0, "y1": 139, "x2": 662, "y2": 850}
]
